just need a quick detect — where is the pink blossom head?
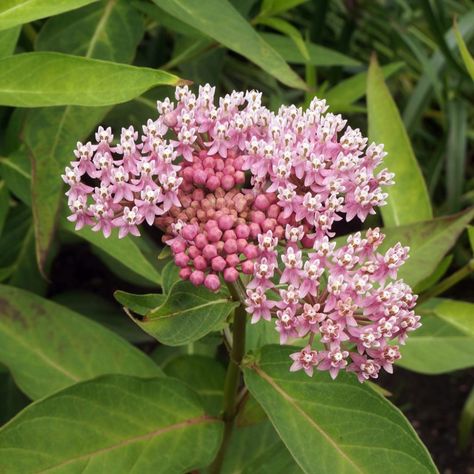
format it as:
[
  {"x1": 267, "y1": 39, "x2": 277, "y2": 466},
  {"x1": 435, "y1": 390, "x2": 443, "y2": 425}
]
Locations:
[{"x1": 63, "y1": 84, "x2": 420, "y2": 380}]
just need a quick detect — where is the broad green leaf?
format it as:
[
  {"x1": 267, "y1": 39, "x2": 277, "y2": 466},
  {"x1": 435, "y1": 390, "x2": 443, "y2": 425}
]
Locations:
[
  {"x1": 114, "y1": 291, "x2": 165, "y2": 316},
  {"x1": 261, "y1": 32, "x2": 360, "y2": 67},
  {"x1": 0, "y1": 0, "x2": 97, "y2": 31},
  {"x1": 243, "y1": 345, "x2": 437, "y2": 474},
  {"x1": 398, "y1": 299, "x2": 474, "y2": 374},
  {"x1": 164, "y1": 354, "x2": 225, "y2": 415},
  {"x1": 151, "y1": 0, "x2": 306, "y2": 90},
  {"x1": 0, "y1": 26, "x2": 20, "y2": 57},
  {"x1": 0, "y1": 375, "x2": 223, "y2": 473},
  {"x1": 367, "y1": 55, "x2": 432, "y2": 227},
  {"x1": 26, "y1": 0, "x2": 146, "y2": 270},
  {"x1": 380, "y1": 208, "x2": 474, "y2": 287},
  {"x1": 454, "y1": 18, "x2": 474, "y2": 80},
  {"x1": 414, "y1": 255, "x2": 452, "y2": 294},
  {"x1": 0, "y1": 285, "x2": 161, "y2": 399},
  {"x1": 130, "y1": 280, "x2": 239, "y2": 346},
  {"x1": 35, "y1": 0, "x2": 144, "y2": 59},
  {"x1": 221, "y1": 419, "x2": 302, "y2": 474},
  {"x1": 62, "y1": 220, "x2": 162, "y2": 286},
  {"x1": 52, "y1": 290, "x2": 152, "y2": 344},
  {"x1": 0, "y1": 52, "x2": 182, "y2": 107},
  {"x1": 323, "y1": 62, "x2": 404, "y2": 112}
]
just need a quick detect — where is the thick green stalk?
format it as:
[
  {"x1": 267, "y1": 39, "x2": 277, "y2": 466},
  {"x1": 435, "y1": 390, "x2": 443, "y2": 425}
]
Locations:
[{"x1": 209, "y1": 282, "x2": 247, "y2": 473}]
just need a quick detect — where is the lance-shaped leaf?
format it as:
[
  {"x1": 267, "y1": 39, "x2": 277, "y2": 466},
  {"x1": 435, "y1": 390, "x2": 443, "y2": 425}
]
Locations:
[
  {"x1": 379, "y1": 208, "x2": 474, "y2": 287},
  {"x1": 0, "y1": 52, "x2": 182, "y2": 107},
  {"x1": 128, "y1": 280, "x2": 239, "y2": 346},
  {"x1": 0, "y1": 0, "x2": 98, "y2": 31},
  {"x1": 243, "y1": 345, "x2": 437, "y2": 474},
  {"x1": 260, "y1": 32, "x2": 360, "y2": 67},
  {"x1": 367, "y1": 55, "x2": 432, "y2": 227},
  {"x1": 454, "y1": 18, "x2": 474, "y2": 80},
  {"x1": 0, "y1": 375, "x2": 223, "y2": 473},
  {"x1": 0, "y1": 285, "x2": 161, "y2": 400},
  {"x1": 398, "y1": 298, "x2": 474, "y2": 374},
  {"x1": 151, "y1": 0, "x2": 305, "y2": 90}
]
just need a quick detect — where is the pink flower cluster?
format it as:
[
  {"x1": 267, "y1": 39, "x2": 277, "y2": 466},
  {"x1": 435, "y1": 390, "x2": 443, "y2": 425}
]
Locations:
[
  {"x1": 63, "y1": 84, "x2": 421, "y2": 380},
  {"x1": 246, "y1": 228, "x2": 421, "y2": 381}
]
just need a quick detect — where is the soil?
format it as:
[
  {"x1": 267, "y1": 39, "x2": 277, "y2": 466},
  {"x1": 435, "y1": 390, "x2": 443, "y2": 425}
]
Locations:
[{"x1": 381, "y1": 369, "x2": 474, "y2": 474}]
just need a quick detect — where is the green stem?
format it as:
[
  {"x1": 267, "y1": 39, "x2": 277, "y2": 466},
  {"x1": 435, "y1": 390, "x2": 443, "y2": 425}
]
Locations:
[
  {"x1": 209, "y1": 282, "x2": 247, "y2": 474},
  {"x1": 418, "y1": 259, "x2": 474, "y2": 304}
]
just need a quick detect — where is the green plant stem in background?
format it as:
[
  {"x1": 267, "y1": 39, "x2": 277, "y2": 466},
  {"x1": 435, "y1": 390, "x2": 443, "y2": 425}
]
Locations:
[
  {"x1": 210, "y1": 281, "x2": 247, "y2": 473},
  {"x1": 418, "y1": 259, "x2": 474, "y2": 304}
]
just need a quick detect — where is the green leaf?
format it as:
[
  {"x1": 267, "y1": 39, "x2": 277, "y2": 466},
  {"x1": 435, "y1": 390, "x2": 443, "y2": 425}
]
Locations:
[
  {"x1": 257, "y1": 18, "x2": 309, "y2": 60},
  {"x1": 0, "y1": 0, "x2": 98, "y2": 31},
  {"x1": 163, "y1": 354, "x2": 225, "y2": 416},
  {"x1": 62, "y1": 220, "x2": 162, "y2": 286},
  {"x1": 399, "y1": 298, "x2": 474, "y2": 374},
  {"x1": 454, "y1": 18, "x2": 474, "y2": 80},
  {"x1": 260, "y1": 0, "x2": 308, "y2": 16},
  {"x1": 380, "y1": 208, "x2": 474, "y2": 287},
  {"x1": 0, "y1": 371, "x2": 29, "y2": 425},
  {"x1": 0, "y1": 285, "x2": 161, "y2": 399},
  {"x1": 403, "y1": 11, "x2": 474, "y2": 131},
  {"x1": 221, "y1": 419, "x2": 302, "y2": 473},
  {"x1": 161, "y1": 259, "x2": 181, "y2": 293},
  {"x1": 0, "y1": 375, "x2": 223, "y2": 473},
  {"x1": 52, "y1": 290, "x2": 152, "y2": 344},
  {"x1": 0, "y1": 26, "x2": 20, "y2": 58},
  {"x1": 130, "y1": 280, "x2": 239, "y2": 346},
  {"x1": 367, "y1": 55, "x2": 432, "y2": 227},
  {"x1": 458, "y1": 384, "x2": 474, "y2": 451},
  {"x1": 445, "y1": 98, "x2": 467, "y2": 212},
  {"x1": 0, "y1": 150, "x2": 31, "y2": 206},
  {"x1": 26, "y1": 0, "x2": 146, "y2": 271},
  {"x1": 151, "y1": 0, "x2": 306, "y2": 90},
  {"x1": 114, "y1": 291, "x2": 165, "y2": 316},
  {"x1": 261, "y1": 32, "x2": 360, "y2": 67},
  {"x1": 414, "y1": 255, "x2": 452, "y2": 294},
  {"x1": 243, "y1": 345, "x2": 437, "y2": 474},
  {"x1": 468, "y1": 225, "x2": 474, "y2": 253},
  {"x1": 0, "y1": 182, "x2": 9, "y2": 238},
  {"x1": 0, "y1": 52, "x2": 182, "y2": 107},
  {"x1": 323, "y1": 62, "x2": 404, "y2": 112},
  {"x1": 0, "y1": 206, "x2": 46, "y2": 294}
]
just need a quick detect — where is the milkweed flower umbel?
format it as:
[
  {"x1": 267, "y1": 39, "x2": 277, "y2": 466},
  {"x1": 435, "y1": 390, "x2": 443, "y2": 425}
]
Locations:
[{"x1": 63, "y1": 84, "x2": 421, "y2": 380}]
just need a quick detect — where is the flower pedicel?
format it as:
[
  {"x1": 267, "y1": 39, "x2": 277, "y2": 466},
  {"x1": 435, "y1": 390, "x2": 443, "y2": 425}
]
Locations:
[{"x1": 63, "y1": 84, "x2": 421, "y2": 381}]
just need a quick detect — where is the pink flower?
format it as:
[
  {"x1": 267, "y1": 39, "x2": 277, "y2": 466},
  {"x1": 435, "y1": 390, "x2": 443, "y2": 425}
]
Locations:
[{"x1": 63, "y1": 85, "x2": 420, "y2": 381}]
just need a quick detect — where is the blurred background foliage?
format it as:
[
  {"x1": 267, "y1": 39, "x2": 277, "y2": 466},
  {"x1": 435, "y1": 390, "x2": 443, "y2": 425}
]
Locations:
[{"x1": 0, "y1": 0, "x2": 473, "y2": 471}]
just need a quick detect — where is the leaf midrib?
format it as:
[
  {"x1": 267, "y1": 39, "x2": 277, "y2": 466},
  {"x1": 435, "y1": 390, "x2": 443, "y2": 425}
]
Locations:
[
  {"x1": 252, "y1": 364, "x2": 366, "y2": 473},
  {"x1": 36, "y1": 415, "x2": 217, "y2": 473}
]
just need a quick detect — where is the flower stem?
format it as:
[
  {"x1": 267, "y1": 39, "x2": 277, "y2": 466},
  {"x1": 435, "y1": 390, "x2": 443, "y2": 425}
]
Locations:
[
  {"x1": 209, "y1": 282, "x2": 247, "y2": 474},
  {"x1": 418, "y1": 259, "x2": 474, "y2": 305}
]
